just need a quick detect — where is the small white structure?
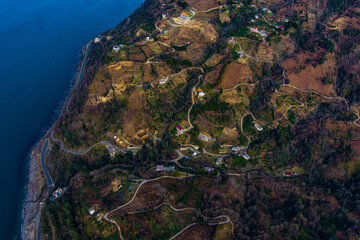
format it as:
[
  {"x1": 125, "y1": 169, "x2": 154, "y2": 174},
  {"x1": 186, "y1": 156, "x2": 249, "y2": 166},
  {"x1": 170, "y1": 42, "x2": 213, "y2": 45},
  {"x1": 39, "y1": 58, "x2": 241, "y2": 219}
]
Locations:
[
  {"x1": 162, "y1": 12, "x2": 167, "y2": 19},
  {"x1": 94, "y1": 37, "x2": 101, "y2": 43},
  {"x1": 192, "y1": 152, "x2": 198, "y2": 157},
  {"x1": 251, "y1": 19, "x2": 255, "y2": 22},
  {"x1": 216, "y1": 157, "x2": 223, "y2": 165},
  {"x1": 146, "y1": 36, "x2": 150, "y2": 41},
  {"x1": 254, "y1": 123, "x2": 263, "y2": 131},
  {"x1": 158, "y1": 78, "x2": 167, "y2": 84},
  {"x1": 204, "y1": 167, "x2": 214, "y2": 172},
  {"x1": 112, "y1": 45, "x2": 120, "y2": 52},
  {"x1": 89, "y1": 207, "x2": 95, "y2": 215},
  {"x1": 198, "y1": 92, "x2": 205, "y2": 98},
  {"x1": 232, "y1": 146, "x2": 243, "y2": 153},
  {"x1": 242, "y1": 153, "x2": 251, "y2": 160},
  {"x1": 255, "y1": 15, "x2": 259, "y2": 19}
]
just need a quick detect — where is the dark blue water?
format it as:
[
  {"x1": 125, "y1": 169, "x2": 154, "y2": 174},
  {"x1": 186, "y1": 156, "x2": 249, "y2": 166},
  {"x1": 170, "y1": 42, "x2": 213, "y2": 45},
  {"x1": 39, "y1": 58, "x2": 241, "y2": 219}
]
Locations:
[{"x1": 0, "y1": 0, "x2": 143, "y2": 238}]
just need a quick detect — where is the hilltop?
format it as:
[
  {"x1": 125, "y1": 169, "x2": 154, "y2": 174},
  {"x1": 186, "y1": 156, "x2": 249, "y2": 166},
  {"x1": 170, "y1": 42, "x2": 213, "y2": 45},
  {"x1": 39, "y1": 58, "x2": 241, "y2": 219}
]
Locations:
[{"x1": 23, "y1": 0, "x2": 360, "y2": 239}]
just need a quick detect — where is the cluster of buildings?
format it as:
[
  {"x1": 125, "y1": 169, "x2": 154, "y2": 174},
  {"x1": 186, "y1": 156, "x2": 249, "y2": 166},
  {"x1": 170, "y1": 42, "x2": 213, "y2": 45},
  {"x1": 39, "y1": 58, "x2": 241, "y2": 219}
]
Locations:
[
  {"x1": 250, "y1": 27, "x2": 270, "y2": 38},
  {"x1": 230, "y1": 146, "x2": 251, "y2": 160}
]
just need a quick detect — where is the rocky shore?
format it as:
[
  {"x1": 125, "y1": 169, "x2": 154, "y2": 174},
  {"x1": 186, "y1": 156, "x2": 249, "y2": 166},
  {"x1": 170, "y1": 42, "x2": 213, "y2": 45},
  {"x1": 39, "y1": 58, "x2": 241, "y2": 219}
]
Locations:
[{"x1": 21, "y1": 137, "x2": 46, "y2": 240}]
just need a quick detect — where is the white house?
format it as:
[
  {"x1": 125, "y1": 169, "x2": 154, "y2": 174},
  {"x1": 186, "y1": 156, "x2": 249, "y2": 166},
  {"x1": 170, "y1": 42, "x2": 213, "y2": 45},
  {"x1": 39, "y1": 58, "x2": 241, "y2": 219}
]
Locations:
[
  {"x1": 89, "y1": 207, "x2": 95, "y2": 215},
  {"x1": 198, "y1": 92, "x2": 205, "y2": 98},
  {"x1": 112, "y1": 45, "x2": 120, "y2": 52},
  {"x1": 254, "y1": 123, "x2": 263, "y2": 131},
  {"x1": 242, "y1": 153, "x2": 251, "y2": 160}
]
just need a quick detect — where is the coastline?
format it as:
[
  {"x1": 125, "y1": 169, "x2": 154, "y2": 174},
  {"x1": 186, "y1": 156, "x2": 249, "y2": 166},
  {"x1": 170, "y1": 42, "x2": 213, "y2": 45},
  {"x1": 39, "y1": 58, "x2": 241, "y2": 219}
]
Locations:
[
  {"x1": 21, "y1": 42, "x2": 90, "y2": 240},
  {"x1": 20, "y1": 0, "x2": 158, "y2": 237}
]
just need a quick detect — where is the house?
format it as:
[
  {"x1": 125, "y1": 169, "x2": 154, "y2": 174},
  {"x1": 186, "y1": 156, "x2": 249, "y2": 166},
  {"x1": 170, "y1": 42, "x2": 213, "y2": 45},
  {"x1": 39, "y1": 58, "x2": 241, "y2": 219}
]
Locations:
[
  {"x1": 251, "y1": 19, "x2": 255, "y2": 22},
  {"x1": 176, "y1": 125, "x2": 184, "y2": 131},
  {"x1": 242, "y1": 153, "x2": 251, "y2": 160},
  {"x1": 204, "y1": 167, "x2": 214, "y2": 172},
  {"x1": 255, "y1": 15, "x2": 259, "y2": 19},
  {"x1": 261, "y1": 7, "x2": 267, "y2": 11},
  {"x1": 180, "y1": 12, "x2": 190, "y2": 21},
  {"x1": 192, "y1": 152, "x2": 198, "y2": 157},
  {"x1": 216, "y1": 157, "x2": 223, "y2": 165},
  {"x1": 277, "y1": 25, "x2": 285, "y2": 30},
  {"x1": 254, "y1": 123, "x2": 263, "y2": 131},
  {"x1": 198, "y1": 92, "x2": 205, "y2": 98},
  {"x1": 283, "y1": 172, "x2": 298, "y2": 177},
  {"x1": 52, "y1": 188, "x2": 63, "y2": 198},
  {"x1": 112, "y1": 45, "x2": 120, "y2": 52},
  {"x1": 282, "y1": 18, "x2": 289, "y2": 23},
  {"x1": 94, "y1": 37, "x2": 101, "y2": 43},
  {"x1": 156, "y1": 165, "x2": 164, "y2": 171},
  {"x1": 89, "y1": 207, "x2": 95, "y2": 215},
  {"x1": 158, "y1": 78, "x2": 167, "y2": 84},
  {"x1": 162, "y1": 12, "x2": 167, "y2": 19},
  {"x1": 146, "y1": 36, "x2": 150, "y2": 41}
]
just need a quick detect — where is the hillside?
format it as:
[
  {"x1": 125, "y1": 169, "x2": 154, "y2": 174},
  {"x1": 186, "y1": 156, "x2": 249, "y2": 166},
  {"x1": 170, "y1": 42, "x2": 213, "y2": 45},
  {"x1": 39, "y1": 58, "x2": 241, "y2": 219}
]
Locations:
[{"x1": 25, "y1": 0, "x2": 360, "y2": 239}]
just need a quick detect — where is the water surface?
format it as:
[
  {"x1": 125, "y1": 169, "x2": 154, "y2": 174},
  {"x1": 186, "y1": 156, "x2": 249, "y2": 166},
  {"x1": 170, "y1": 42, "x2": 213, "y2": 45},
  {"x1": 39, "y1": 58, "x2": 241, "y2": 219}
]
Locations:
[{"x1": 0, "y1": 0, "x2": 143, "y2": 238}]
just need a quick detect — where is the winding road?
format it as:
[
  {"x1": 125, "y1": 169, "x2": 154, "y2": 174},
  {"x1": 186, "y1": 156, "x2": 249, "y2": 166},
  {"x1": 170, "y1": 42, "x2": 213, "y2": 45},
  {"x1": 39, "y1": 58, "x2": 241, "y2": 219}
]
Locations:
[
  {"x1": 103, "y1": 174, "x2": 232, "y2": 240},
  {"x1": 50, "y1": 131, "x2": 134, "y2": 155},
  {"x1": 65, "y1": 40, "x2": 93, "y2": 112}
]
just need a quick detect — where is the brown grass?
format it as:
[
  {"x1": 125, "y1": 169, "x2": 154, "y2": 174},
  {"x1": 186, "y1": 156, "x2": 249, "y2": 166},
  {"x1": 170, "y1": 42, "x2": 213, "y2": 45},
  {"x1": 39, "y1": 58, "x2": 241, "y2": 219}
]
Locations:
[
  {"x1": 219, "y1": 62, "x2": 254, "y2": 89},
  {"x1": 282, "y1": 51, "x2": 337, "y2": 96},
  {"x1": 173, "y1": 224, "x2": 216, "y2": 240}
]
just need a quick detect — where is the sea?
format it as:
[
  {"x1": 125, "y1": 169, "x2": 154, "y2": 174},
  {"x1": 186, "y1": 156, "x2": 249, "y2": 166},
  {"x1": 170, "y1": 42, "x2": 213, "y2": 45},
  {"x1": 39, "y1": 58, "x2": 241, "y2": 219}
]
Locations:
[{"x1": 0, "y1": 0, "x2": 144, "y2": 238}]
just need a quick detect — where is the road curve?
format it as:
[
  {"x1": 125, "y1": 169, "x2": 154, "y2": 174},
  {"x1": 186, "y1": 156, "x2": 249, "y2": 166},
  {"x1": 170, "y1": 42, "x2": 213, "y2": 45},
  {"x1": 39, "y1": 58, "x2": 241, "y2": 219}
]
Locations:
[
  {"x1": 104, "y1": 175, "x2": 194, "y2": 240},
  {"x1": 50, "y1": 131, "x2": 129, "y2": 155},
  {"x1": 40, "y1": 139, "x2": 54, "y2": 191}
]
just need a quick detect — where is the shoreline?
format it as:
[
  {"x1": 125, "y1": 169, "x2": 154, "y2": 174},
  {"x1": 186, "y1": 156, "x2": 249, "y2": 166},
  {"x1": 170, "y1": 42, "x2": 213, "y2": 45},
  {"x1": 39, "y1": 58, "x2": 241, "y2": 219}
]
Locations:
[{"x1": 21, "y1": 41, "x2": 91, "y2": 240}]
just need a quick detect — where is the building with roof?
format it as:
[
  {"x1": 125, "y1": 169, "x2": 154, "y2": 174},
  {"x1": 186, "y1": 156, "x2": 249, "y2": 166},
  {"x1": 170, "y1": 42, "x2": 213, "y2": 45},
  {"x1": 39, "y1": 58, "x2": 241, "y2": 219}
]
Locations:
[
  {"x1": 198, "y1": 92, "x2": 205, "y2": 98},
  {"x1": 254, "y1": 123, "x2": 263, "y2": 131},
  {"x1": 89, "y1": 207, "x2": 95, "y2": 215},
  {"x1": 156, "y1": 165, "x2": 164, "y2": 171},
  {"x1": 242, "y1": 153, "x2": 251, "y2": 160},
  {"x1": 180, "y1": 12, "x2": 190, "y2": 21},
  {"x1": 112, "y1": 45, "x2": 120, "y2": 52}
]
